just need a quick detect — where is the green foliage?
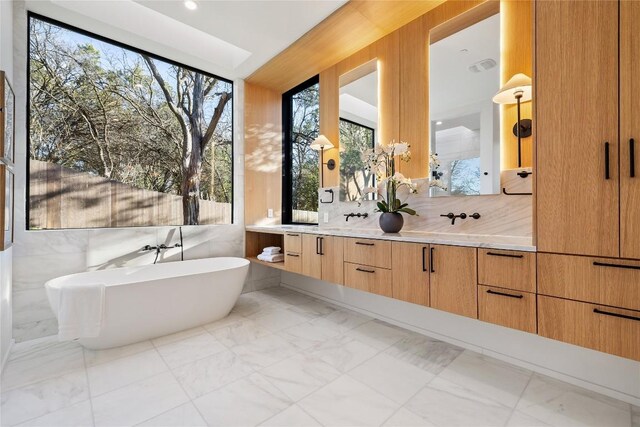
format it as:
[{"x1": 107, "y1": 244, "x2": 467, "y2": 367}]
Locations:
[
  {"x1": 339, "y1": 120, "x2": 374, "y2": 201},
  {"x1": 290, "y1": 84, "x2": 319, "y2": 214}
]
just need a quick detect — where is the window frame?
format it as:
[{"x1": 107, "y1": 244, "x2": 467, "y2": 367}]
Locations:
[
  {"x1": 281, "y1": 75, "x2": 320, "y2": 225},
  {"x1": 26, "y1": 11, "x2": 235, "y2": 230}
]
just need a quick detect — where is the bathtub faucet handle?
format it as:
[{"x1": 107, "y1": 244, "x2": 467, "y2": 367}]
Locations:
[{"x1": 141, "y1": 245, "x2": 154, "y2": 251}]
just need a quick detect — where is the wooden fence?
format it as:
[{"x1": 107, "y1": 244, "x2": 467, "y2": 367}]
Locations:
[{"x1": 29, "y1": 160, "x2": 231, "y2": 229}]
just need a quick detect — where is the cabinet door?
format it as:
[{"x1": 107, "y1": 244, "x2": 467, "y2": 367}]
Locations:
[
  {"x1": 536, "y1": 0, "x2": 619, "y2": 257},
  {"x1": 391, "y1": 242, "x2": 429, "y2": 306},
  {"x1": 301, "y1": 234, "x2": 322, "y2": 280},
  {"x1": 321, "y1": 236, "x2": 344, "y2": 285},
  {"x1": 621, "y1": 0, "x2": 640, "y2": 260},
  {"x1": 429, "y1": 245, "x2": 477, "y2": 319}
]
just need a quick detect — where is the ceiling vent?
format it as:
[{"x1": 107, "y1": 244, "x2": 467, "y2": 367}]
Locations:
[{"x1": 468, "y1": 58, "x2": 497, "y2": 73}]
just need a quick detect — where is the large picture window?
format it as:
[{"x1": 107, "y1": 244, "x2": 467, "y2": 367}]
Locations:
[
  {"x1": 282, "y1": 76, "x2": 319, "y2": 224},
  {"x1": 27, "y1": 13, "x2": 233, "y2": 229}
]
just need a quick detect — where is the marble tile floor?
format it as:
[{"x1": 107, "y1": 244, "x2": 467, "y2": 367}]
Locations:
[{"x1": 1, "y1": 286, "x2": 638, "y2": 427}]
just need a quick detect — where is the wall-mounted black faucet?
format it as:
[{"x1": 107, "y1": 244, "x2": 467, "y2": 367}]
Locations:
[
  {"x1": 344, "y1": 213, "x2": 369, "y2": 222},
  {"x1": 440, "y1": 212, "x2": 481, "y2": 225}
]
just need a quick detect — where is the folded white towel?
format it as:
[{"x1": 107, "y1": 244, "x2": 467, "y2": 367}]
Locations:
[
  {"x1": 257, "y1": 253, "x2": 284, "y2": 263},
  {"x1": 58, "y1": 283, "x2": 105, "y2": 341},
  {"x1": 262, "y1": 246, "x2": 281, "y2": 255}
]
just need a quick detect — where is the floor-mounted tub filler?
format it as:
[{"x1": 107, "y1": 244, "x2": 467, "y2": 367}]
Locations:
[{"x1": 45, "y1": 257, "x2": 249, "y2": 349}]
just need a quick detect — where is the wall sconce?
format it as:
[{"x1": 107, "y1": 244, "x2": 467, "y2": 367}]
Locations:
[
  {"x1": 493, "y1": 73, "x2": 533, "y2": 168},
  {"x1": 310, "y1": 135, "x2": 335, "y2": 188}
]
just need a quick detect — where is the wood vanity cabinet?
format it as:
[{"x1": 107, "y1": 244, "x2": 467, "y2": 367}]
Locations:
[
  {"x1": 391, "y1": 242, "x2": 429, "y2": 306},
  {"x1": 536, "y1": 0, "x2": 619, "y2": 258},
  {"x1": 478, "y1": 285, "x2": 537, "y2": 334},
  {"x1": 429, "y1": 245, "x2": 477, "y2": 319},
  {"x1": 538, "y1": 295, "x2": 640, "y2": 362},
  {"x1": 302, "y1": 234, "x2": 344, "y2": 285},
  {"x1": 344, "y1": 262, "x2": 392, "y2": 297},
  {"x1": 478, "y1": 249, "x2": 536, "y2": 293}
]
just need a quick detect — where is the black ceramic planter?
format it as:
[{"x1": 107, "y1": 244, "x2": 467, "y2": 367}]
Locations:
[{"x1": 379, "y1": 212, "x2": 404, "y2": 233}]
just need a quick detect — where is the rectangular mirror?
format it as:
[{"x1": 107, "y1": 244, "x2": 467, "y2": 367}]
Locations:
[
  {"x1": 429, "y1": 9, "x2": 501, "y2": 197},
  {"x1": 339, "y1": 60, "x2": 378, "y2": 202}
]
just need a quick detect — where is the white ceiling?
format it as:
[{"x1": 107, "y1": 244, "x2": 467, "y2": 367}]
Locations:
[
  {"x1": 429, "y1": 13, "x2": 500, "y2": 118},
  {"x1": 25, "y1": 0, "x2": 348, "y2": 79}
]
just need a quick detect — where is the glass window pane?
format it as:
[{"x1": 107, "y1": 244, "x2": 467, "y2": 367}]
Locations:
[
  {"x1": 288, "y1": 81, "x2": 319, "y2": 224},
  {"x1": 28, "y1": 15, "x2": 233, "y2": 229}
]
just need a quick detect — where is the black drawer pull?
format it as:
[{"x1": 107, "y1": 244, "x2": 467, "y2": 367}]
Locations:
[
  {"x1": 486, "y1": 289, "x2": 524, "y2": 299},
  {"x1": 430, "y1": 247, "x2": 435, "y2": 273},
  {"x1": 355, "y1": 241, "x2": 375, "y2": 246},
  {"x1": 286, "y1": 233, "x2": 299, "y2": 237},
  {"x1": 631, "y1": 138, "x2": 636, "y2": 178},
  {"x1": 422, "y1": 246, "x2": 427, "y2": 272},
  {"x1": 286, "y1": 253, "x2": 299, "y2": 257},
  {"x1": 319, "y1": 237, "x2": 324, "y2": 255},
  {"x1": 593, "y1": 261, "x2": 640, "y2": 271},
  {"x1": 356, "y1": 267, "x2": 375, "y2": 274},
  {"x1": 605, "y1": 141, "x2": 610, "y2": 180},
  {"x1": 593, "y1": 308, "x2": 640, "y2": 322},
  {"x1": 316, "y1": 237, "x2": 321, "y2": 255},
  {"x1": 486, "y1": 252, "x2": 524, "y2": 259}
]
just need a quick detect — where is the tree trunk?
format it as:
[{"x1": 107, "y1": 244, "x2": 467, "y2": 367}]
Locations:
[{"x1": 182, "y1": 74, "x2": 207, "y2": 225}]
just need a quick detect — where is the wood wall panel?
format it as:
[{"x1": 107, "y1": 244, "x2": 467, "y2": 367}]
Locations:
[
  {"x1": 247, "y1": 1, "x2": 445, "y2": 92},
  {"x1": 244, "y1": 82, "x2": 283, "y2": 225},
  {"x1": 320, "y1": 67, "x2": 340, "y2": 187},
  {"x1": 501, "y1": 0, "x2": 533, "y2": 170},
  {"x1": 398, "y1": 16, "x2": 429, "y2": 178}
]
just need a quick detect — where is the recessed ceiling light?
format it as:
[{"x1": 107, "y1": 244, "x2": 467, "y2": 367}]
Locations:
[
  {"x1": 184, "y1": 0, "x2": 198, "y2": 10},
  {"x1": 436, "y1": 121, "x2": 443, "y2": 126}
]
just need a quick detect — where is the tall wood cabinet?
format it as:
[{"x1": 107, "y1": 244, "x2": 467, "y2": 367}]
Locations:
[
  {"x1": 620, "y1": 0, "x2": 640, "y2": 260},
  {"x1": 537, "y1": 0, "x2": 640, "y2": 259},
  {"x1": 536, "y1": 0, "x2": 619, "y2": 258}
]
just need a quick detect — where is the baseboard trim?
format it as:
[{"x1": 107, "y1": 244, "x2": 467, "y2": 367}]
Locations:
[{"x1": 281, "y1": 278, "x2": 640, "y2": 407}]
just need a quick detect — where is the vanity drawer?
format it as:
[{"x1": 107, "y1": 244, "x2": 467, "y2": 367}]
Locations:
[
  {"x1": 344, "y1": 238, "x2": 391, "y2": 269},
  {"x1": 344, "y1": 262, "x2": 392, "y2": 297},
  {"x1": 538, "y1": 253, "x2": 640, "y2": 311},
  {"x1": 538, "y1": 295, "x2": 640, "y2": 361},
  {"x1": 478, "y1": 285, "x2": 536, "y2": 333},
  {"x1": 478, "y1": 249, "x2": 536, "y2": 293},
  {"x1": 284, "y1": 233, "x2": 302, "y2": 254},
  {"x1": 284, "y1": 252, "x2": 302, "y2": 274}
]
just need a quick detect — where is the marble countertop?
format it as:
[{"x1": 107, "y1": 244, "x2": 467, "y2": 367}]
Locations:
[{"x1": 246, "y1": 225, "x2": 536, "y2": 252}]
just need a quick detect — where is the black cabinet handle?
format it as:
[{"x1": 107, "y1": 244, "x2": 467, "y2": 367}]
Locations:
[
  {"x1": 319, "y1": 237, "x2": 324, "y2": 255},
  {"x1": 631, "y1": 138, "x2": 636, "y2": 178},
  {"x1": 430, "y1": 247, "x2": 435, "y2": 273},
  {"x1": 355, "y1": 241, "x2": 374, "y2": 246},
  {"x1": 486, "y1": 289, "x2": 524, "y2": 299},
  {"x1": 605, "y1": 141, "x2": 610, "y2": 180},
  {"x1": 356, "y1": 267, "x2": 375, "y2": 273},
  {"x1": 486, "y1": 252, "x2": 524, "y2": 259},
  {"x1": 593, "y1": 261, "x2": 640, "y2": 270},
  {"x1": 316, "y1": 237, "x2": 320, "y2": 255},
  {"x1": 593, "y1": 308, "x2": 640, "y2": 322},
  {"x1": 422, "y1": 246, "x2": 427, "y2": 272},
  {"x1": 286, "y1": 253, "x2": 299, "y2": 257}
]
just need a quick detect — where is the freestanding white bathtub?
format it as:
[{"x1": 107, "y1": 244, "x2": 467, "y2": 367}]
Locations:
[{"x1": 45, "y1": 257, "x2": 250, "y2": 349}]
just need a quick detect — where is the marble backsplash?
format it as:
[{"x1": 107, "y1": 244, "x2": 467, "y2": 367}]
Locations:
[{"x1": 319, "y1": 168, "x2": 533, "y2": 237}]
